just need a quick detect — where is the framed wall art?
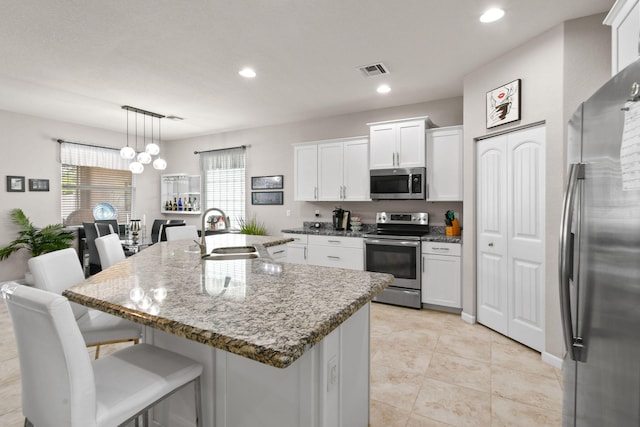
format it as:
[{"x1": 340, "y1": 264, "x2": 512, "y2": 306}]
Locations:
[
  {"x1": 251, "y1": 191, "x2": 283, "y2": 205},
  {"x1": 251, "y1": 175, "x2": 283, "y2": 190},
  {"x1": 29, "y1": 179, "x2": 50, "y2": 192},
  {"x1": 486, "y1": 79, "x2": 521, "y2": 129},
  {"x1": 6, "y1": 176, "x2": 25, "y2": 192}
]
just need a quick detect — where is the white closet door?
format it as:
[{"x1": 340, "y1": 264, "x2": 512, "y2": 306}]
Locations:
[
  {"x1": 476, "y1": 124, "x2": 545, "y2": 351},
  {"x1": 477, "y1": 134, "x2": 509, "y2": 335},
  {"x1": 506, "y1": 126, "x2": 545, "y2": 351}
]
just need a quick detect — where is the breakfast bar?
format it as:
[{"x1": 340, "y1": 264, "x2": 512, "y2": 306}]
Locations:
[{"x1": 63, "y1": 234, "x2": 392, "y2": 427}]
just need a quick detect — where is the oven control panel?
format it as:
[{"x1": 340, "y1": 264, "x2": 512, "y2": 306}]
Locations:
[{"x1": 375, "y1": 212, "x2": 428, "y2": 225}]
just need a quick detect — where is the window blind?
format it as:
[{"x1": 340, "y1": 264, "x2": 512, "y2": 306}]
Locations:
[
  {"x1": 200, "y1": 147, "x2": 246, "y2": 229},
  {"x1": 60, "y1": 142, "x2": 135, "y2": 226}
]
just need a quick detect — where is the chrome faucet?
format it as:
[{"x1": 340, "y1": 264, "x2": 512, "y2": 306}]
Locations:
[{"x1": 198, "y1": 208, "x2": 230, "y2": 256}]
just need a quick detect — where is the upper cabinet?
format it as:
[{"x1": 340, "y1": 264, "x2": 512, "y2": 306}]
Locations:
[
  {"x1": 161, "y1": 174, "x2": 201, "y2": 214},
  {"x1": 367, "y1": 117, "x2": 434, "y2": 169},
  {"x1": 605, "y1": 0, "x2": 640, "y2": 75},
  {"x1": 426, "y1": 125, "x2": 463, "y2": 201},
  {"x1": 294, "y1": 136, "x2": 370, "y2": 202}
]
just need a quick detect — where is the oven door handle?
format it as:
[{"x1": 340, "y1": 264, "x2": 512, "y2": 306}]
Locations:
[{"x1": 364, "y1": 239, "x2": 420, "y2": 247}]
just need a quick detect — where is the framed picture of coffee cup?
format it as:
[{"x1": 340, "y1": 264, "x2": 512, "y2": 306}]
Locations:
[
  {"x1": 486, "y1": 79, "x2": 521, "y2": 129},
  {"x1": 6, "y1": 176, "x2": 25, "y2": 192}
]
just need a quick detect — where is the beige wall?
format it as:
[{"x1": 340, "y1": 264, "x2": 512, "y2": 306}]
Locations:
[{"x1": 461, "y1": 14, "x2": 610, "y2": 358}]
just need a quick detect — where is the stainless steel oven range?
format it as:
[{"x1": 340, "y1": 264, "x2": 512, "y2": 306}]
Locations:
[{"x1": 364, "y1": 212, "x2": 428, "y2": 308}]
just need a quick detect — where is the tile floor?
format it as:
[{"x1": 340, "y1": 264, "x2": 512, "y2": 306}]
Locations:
[{"x1": 0, "y1": 301, "x2": 562, "y2": 426}]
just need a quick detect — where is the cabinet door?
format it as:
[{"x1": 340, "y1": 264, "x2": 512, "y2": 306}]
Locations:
[
  {"x1": 343, "y1": 138, "x2": 370, "y2": 201},
  {"x1": 317, "y1": 142, "x2": 344, "y2": 201},
  {"x1": 286, "y1": 244, "x2": 307, "y2": 264},
  {"x1": 267, "y1": 244, "x2": 288, "y2": 260},
  {"x1": 427, "y1": 126, "x2": 463, "y2": 201},
  {"x1": 307, "y1": 245, "x2": 363, "y2": 270},
  {"x1": 294, "y1": 145, "x2": 318, "y2": 201},
  {"x1": 422, "y1": 254, "x2": 461, "y2": 308},
  {"x1": 605, "y1": 0, "x2": 640, "y2": 74},
  {"x1": 397, "y1": 119, "x2": 425, "y2": 168},
  {"x1": 369, "y1": 123, "x2": 396, "y2": 169}
]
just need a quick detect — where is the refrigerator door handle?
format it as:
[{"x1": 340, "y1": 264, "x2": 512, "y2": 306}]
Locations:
[{"x1": 559, "y1": 162, "x2": 585, "y2": 362}]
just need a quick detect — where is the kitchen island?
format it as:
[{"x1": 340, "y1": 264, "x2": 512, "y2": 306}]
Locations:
[{"x1": 63, "y1": 234, "x2": 392, "y2": 427}]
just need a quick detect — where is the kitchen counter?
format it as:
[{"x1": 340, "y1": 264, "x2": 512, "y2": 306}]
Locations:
[
  {"x1": 282, "y1": 224, "x2": 463, "y2": 243},
  {"x1": 63, "y1": 234, "x2": 392, "y2": 368},
  {"x1": 64, "y1": 233, "x2": 391, "y2": 426}
]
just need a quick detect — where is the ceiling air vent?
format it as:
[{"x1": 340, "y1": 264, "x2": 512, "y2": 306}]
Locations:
[{"x1": 358, "y1": 63, "x2": 390, "y2": 77}]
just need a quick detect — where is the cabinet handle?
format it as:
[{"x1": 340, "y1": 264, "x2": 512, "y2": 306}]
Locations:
[
  {"x1": 328, "y1": 240, "x2": 341, "y2": 244},
  {"x1": 342, "y1": 185, "x2": 346, "y2": 199},
  {"x1": 422, "y1": 255, "x2": 425, "y2": 273},
  {"x1": 432, "y1": 247, "x2": 450, "y2": 251},
  {"x1": 488, "y1": 243, "x2": 494, "y2": 247},
  {"x1": 304, "y1": 246, "x2": 307, "y2": 260},
  {"x1": 327, "y1": 256, "x2": 341, "y2": 260},
  {"x1": 314, "y1": 187, "x2": 318, "y2": 200},
  {"x1": 272, "y1": 250, "x2": 285, "y2": 255}
]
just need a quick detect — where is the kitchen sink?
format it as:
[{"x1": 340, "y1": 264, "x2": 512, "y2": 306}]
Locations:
[
  {"x1": 210, "y1": 246, "x2": 257, "y2": 255},
  {"x1": 202, "y1": 252, "x2": 259, "y2": 261},
  {"x1": 202, "y1": 246, "x2": 259, "y2": 261}
]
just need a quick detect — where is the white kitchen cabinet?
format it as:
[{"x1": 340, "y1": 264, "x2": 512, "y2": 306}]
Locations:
[
  {"x1": 267, "y1": 244, "x2": 288, "y2": 260},
  {"x1": 368, "y1": 117, "x2": 434, "y2": 169},
  {"x1": 282, "y1": 233, "x2": 308, "y2": 264},
  {"x1": 307, "y1": 235, "x2": 364, "y2": 270},
  {"x1": 295, "y1": 137, "x2": 370, "y2": 202},
  {"x1": 426, "y1": 125, "x2": 463, "y2": 201},
  {"x1": 421, "y1": 242, "x2": 461, "y2": 309},
  {"x1": 604, "y1": 0, "x2": 640, "y2": 75},
  {"x1": 293, "y1": 145, "x2": 319, "y2": 201}
]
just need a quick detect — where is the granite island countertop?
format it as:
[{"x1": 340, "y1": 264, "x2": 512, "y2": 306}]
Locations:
[{"x1": 63, "y1": 234, "x2": 393, "y2": 368}]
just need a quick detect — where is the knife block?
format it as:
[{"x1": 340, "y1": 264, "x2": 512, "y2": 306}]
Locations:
[{"x1": 446, "y1": 219, "x2": 461, "y2": 236}]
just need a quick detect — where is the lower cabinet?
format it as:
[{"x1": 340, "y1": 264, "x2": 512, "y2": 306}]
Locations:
[
  {"x1": 421, "y1": 242, "x2": 461, "y2": 309},
  {"x1": 282, "y1": 233, "x2": 308, "y2": 264},
  {"x1": 307, "y1": 235, "x2": 364, "y2": 270},
  {"x1": 267, "y1": 244, "x2": 288, "y2": 260},
  {"x1": 282, "y1": 233, "x2": 363, "y2": 270}
]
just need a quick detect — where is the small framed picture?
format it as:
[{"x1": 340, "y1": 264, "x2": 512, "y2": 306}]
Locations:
[
  {"x1": 486, "y1": 79, "x2": 521, "y2": 129},
  {"x1": 29, "y1": 179, "x2": 50, "y2": 192},
  {"x1": 251, "y1": 191, "x2": 283, "y2": 205},
  {"x1": 6, "y1": 176, "x2": 25, "y2": 192},
  {"x1": 251, "y1": 175, "x2": 283, "y2": 190}
]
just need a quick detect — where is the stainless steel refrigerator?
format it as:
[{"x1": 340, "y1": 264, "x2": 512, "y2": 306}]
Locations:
[{"x1": 560, "y1": 58, "x2": 640, "y2": 426}]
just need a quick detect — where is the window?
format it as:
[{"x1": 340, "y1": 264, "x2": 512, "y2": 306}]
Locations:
[
  {"x1": 60, "y1": 142, "x2": 135, "y2": 226},
  {"x1": 200, "y1": 147, "x2": 246, "y2": 229}
]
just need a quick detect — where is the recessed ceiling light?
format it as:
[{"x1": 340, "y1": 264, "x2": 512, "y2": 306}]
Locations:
[
  {"x1": 480, "y1": 8, "x2": 505, "y2": 23},
  {"x1": 239, "y1": 67, "x2": 257, "y2": 78},
  {"x1": 377, "y1": 84, "x2": 391, "y2": 94}
]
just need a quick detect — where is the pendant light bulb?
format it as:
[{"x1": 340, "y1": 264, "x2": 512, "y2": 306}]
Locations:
[
  {"x1": 145, "y1": 142, "x2": 160, "y2": 155},
  {"x1": 137, "y1": 151, "x2": 152, "y2": 164},
  {"x1": 130, "y1": 161, "x2": 144, "y2": 174},
  {"x1": 153, "y1": 157, "x2": 167, "y2": 170},
  {"x1": 120, "y1": 146, "x2": 136, "y2": 160}
]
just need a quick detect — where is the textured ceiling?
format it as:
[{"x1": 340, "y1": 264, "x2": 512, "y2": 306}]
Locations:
[{"x1": 0, "y1": 0, "x2": 614, "y2": 140}]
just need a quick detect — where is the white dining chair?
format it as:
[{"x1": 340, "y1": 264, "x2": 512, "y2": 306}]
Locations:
[
  {"x1": 165, "y1": 225, "x2": 199, "y2": 241},
  {"x1": 1, "y1": 282, "x2": 202, "y2": 427},
  {"x1": 28, "y1": 248, "x2": 141, "y2": 359},
  {"x1": 95, "y1": 233, "x2": 126, "y2": 269}
]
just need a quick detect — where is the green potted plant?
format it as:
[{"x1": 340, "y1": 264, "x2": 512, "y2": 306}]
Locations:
[
  {"x1": 0, "y1": 208, "x2": 75, "y2": 283},
  {"x1": 237, "y1": 216, "x2": 267, "y2": 235}
]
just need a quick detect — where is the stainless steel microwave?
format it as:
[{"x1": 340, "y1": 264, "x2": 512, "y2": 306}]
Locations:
[{"x1": 370, "y1": 167, "x2": 426, "y2": 200}]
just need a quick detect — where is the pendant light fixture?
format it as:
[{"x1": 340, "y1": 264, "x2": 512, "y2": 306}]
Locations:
[
  {"x1": 120, "y1": 109, "x2": 136, "y2": 160},
  {"x1": 121, "y1": 105, "x2": 167, "y2": 173},
  {"x1": 152, "y1": 115, "x2": 167, "y2": 170}
]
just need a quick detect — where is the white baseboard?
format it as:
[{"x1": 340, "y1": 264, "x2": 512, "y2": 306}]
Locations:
[
  {"x1": 461, "y1": 311, "x2": 476, "y2": 324},
  {"x1": 541, "y1": 351, "x2": 563, "y2": 369}
]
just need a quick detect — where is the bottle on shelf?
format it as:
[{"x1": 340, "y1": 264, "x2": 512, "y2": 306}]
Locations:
[
  {"x1": 173, "y1": 197, "x2": 177, "y2": 211},
  {"x1": 187, "y1": 197, "x2": 192, "y2": 211},
  {"x1": 178, "y1": 197, "x2": 183, "y2": 211}
]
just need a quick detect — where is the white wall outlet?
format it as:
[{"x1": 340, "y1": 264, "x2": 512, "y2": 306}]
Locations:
[{"x1": 286, "y1": 210, "x2": 291, "y2": 217}]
